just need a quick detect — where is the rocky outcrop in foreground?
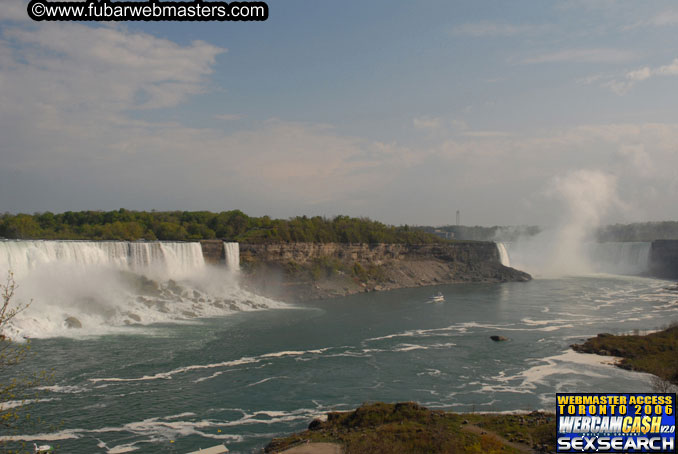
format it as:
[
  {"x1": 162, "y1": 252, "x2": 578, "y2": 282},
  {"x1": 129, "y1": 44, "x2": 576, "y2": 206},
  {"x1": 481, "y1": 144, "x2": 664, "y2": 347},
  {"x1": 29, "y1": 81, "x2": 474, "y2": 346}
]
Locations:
[
  {"x1": 239, "y1": 242, "x2": 531, "y2": 301},
  {"x1": 571, "y1": 325, "x2": 678, "y2": 384},
  {"x1": 265, "y1": 402, "x2": 554, "y2": 454}
]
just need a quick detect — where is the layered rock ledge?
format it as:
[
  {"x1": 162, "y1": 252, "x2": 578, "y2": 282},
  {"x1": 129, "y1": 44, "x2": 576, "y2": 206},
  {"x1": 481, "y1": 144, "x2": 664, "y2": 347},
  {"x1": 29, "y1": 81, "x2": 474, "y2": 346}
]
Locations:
[{"x1": 237, "y1": 242, "x2": 531, "y2": 301}]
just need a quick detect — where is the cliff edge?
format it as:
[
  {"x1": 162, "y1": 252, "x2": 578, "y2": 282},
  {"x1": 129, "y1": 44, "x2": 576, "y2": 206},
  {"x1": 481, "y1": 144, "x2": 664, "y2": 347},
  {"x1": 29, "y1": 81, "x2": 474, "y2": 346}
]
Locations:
[{"x1": 238, "y1": 242, "x2": 531, "y2": 301}]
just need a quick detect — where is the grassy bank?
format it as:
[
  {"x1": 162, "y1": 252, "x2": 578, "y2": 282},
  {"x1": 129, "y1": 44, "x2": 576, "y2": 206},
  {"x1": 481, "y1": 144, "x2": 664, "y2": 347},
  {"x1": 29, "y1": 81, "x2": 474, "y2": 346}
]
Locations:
[
  {"x1": 265, "y1": 402, "x2": 555, "y2": 454},
  {"x1": 571, "y1": 322, "x2": 678, "y2": 385}
]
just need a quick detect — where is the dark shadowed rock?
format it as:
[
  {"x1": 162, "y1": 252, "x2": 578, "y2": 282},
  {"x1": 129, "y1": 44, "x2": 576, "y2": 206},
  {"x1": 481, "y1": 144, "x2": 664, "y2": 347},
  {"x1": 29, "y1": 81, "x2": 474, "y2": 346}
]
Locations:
[
  {"x1": 490, "y1": 335, "x2": 509, "y2": 342},
  {"x1": 65, "y1": 316, "x2": 82, "y2": 329},
  {"x1": 308, "y1": 418, "x2": 324, "y2": 431}
]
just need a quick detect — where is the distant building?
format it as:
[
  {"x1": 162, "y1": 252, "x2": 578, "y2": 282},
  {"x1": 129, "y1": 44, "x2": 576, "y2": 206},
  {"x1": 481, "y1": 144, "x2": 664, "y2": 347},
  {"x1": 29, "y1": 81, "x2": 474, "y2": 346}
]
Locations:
[{"x1": 433, "y1": 229, "x2": 455, "y2": 240}]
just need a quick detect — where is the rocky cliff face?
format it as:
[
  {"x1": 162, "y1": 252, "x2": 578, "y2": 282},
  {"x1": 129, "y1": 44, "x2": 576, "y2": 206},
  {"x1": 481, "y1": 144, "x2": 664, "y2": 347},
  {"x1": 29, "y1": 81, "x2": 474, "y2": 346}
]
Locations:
[
  {"x1": 199, "y1": 240, "x2": 224, "y2": 265},
  {"x1": 239, "y1": 242, "x2": 531, "y2": 301},
  {"x1": 650, "y1": 240, "x2": 678, "y2": 279}
]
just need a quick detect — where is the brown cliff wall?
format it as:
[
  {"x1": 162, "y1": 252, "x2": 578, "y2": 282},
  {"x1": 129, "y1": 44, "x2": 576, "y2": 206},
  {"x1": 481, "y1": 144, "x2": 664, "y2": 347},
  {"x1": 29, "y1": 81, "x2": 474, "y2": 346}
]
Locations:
[
  {"x1": 199, "y1": 240, "x2": 224, "y2": 265},
  {"x1": 237, "y1": 242, "x2": 531, "y2": 301}
]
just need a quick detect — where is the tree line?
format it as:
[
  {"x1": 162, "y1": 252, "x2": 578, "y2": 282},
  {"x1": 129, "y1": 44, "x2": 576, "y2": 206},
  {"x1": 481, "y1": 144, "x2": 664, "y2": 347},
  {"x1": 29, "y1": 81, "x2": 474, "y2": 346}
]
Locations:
[
  {"x1": 595, "y1": 222, "x2": 678, "y2": 242},
  {"x1": 0, "y1": 210, "x2": 448, "y2": 244}
]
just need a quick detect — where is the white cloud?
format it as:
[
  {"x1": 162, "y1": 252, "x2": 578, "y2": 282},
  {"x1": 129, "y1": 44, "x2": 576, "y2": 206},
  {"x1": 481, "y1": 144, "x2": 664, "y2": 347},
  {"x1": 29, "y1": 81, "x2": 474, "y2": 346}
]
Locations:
[
  {"x1": 2, "y1": 23, "x2": 225, "y2": 112},
  {"x1": 0, "y1": 1, "x2": 30, "y2": 22},
  {"x1": 626, "y1": 9, "x2": 678, "y2": 29},
  {"x1": 524, "y1": 48, "x2": 636, "y2": 64},
  {"x1": 556, "y1": 0, "x2": 622, "y2": 11},
  {"x1": 451, "y1": 21, "x2": 547, "y2": 37},
  {"x1": 1, "y1": 16, "x2": 678, "y2": 224},
  {"x1": 0, "y1": 21, "x2": 418, "y2": 214},
  {"x1": 215, "y1": 114, "x2": 243, "y2": 121},
  {"x1": 600, "y1": 57, "x2": 678, "y2": 94},
  {"x1": 413, "y1": 117, "x2": 468, "y2": 133},
  {"x1": 413, "y1": 116, "x2": 443, "y2": 131}
]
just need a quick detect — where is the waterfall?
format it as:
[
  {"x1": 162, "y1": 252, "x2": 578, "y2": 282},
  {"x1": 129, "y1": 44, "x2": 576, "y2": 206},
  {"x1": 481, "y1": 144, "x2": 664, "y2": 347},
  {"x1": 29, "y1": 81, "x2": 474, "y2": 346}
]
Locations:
[
  {"x1": 587, "y1": 242, "x2": 651, "y2": 275},
  {"x1": 0, "y1": 240, "x2": 280, "y2": 340},
  {"x1": 223, "y1": 242, "x2": 240, "y2": 271},
  {"x1": 496, "y1": 242, "x2": 511, "y2": 267},
  {"x1": 0, "y1": 240, "x2": 205, "y2": 280}
]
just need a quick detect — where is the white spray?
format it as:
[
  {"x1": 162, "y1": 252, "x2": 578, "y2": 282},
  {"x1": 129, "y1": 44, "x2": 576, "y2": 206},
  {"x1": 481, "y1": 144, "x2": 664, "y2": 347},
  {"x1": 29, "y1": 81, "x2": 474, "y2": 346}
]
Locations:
[
  {"x1": 0, "y1": 240, "x2": 281, "y2": 340},
  {"x1": 506, "y1": 170, "x2": 623, "y2": 276}
]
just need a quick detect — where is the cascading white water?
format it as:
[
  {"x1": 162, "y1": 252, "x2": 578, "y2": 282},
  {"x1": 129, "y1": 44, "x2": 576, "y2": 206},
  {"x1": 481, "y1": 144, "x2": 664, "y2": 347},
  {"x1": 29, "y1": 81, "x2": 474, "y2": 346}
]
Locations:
[
  {"x1": 503, "y1": 237, "x2": 652, "y2": 277},
  {"x1": 0, "y1": 240, "x2": 206, "y2": 280},
  {"x1": 587, "y1": 242, "x2": 651, "y2": 275},
  {"x1": 0, "y1": 240, "x2": 280, "y2": 340},
  {"x1": 496, "y1": 242, "x2": 511, "y2": 267},
  {"x1": 223, "y1": 242, "x2": 240, "y2": 271}
]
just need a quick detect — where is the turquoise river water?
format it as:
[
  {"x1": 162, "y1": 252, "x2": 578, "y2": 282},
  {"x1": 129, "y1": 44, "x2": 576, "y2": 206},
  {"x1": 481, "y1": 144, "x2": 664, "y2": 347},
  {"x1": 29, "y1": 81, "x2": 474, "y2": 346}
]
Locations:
[{"x1": 3, "y1": 273, "x2": 678, "y2": 453}]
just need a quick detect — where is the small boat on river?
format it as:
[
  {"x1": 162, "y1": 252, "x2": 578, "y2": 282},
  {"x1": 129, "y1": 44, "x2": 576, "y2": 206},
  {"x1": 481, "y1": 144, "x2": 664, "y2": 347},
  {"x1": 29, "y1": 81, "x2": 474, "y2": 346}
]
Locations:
[{"x1": 428, "y1": 292, "x2": 445, "y2": 303}]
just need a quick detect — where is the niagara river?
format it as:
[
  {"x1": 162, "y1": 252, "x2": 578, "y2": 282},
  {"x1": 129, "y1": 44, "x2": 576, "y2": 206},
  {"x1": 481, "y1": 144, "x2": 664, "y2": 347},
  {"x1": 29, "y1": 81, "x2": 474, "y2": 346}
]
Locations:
[{"x1": 1, "y1": 240, "x2": 676, "y2": 453}]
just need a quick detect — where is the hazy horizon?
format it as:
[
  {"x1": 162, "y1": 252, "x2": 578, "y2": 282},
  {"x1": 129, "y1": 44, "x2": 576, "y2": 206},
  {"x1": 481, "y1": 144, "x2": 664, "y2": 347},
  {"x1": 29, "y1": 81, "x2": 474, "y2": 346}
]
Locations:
[{"x1": 2, "y1": 1, "x2": 678, "y2": 227}]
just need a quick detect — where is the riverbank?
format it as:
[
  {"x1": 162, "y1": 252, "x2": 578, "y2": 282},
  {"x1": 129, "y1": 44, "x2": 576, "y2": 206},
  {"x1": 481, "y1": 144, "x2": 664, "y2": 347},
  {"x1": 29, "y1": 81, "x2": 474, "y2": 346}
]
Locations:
[
  {"x1": 237, "y1": 242, "x2": 531, "y2": 301},
  {"x1": 265, "y1": 402, "x2": 554, "y2": 454},
  {"x1": 571, "y1": 314, "x2": 678, "y2": 385}
]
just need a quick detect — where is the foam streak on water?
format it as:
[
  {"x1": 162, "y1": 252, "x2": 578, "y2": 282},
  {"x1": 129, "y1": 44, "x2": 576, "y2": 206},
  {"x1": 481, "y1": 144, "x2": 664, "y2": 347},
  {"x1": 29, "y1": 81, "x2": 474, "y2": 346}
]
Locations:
[{"x1": 2, "y1": 247, "x2": 677, "y2": 453}]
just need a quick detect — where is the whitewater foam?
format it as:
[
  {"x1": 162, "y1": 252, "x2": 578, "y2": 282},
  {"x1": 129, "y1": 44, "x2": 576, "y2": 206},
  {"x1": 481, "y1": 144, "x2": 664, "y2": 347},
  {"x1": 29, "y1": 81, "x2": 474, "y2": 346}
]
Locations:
[{"x1": 0, "y1": 240, "x2": 284, "y2": 340}]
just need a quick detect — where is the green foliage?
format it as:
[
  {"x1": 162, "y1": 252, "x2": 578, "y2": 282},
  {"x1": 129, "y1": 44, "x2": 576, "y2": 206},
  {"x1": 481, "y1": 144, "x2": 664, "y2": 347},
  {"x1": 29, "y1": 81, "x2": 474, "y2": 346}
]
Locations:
[
  {"x1": 572, "y1": 324, "x2": 678, "y2": 384},
  {"x1": 0, "y1": 211, "x2": 449, "y2": 244},
  {"x1": 418, "y1": 225, "x2": 542, "y2": 242},
  {"x1": 266, "y1": 402, "x2": 556, "y2": 454},
  {"x1": 309, "y1": 257, "x2": 347, "y2": 280}
]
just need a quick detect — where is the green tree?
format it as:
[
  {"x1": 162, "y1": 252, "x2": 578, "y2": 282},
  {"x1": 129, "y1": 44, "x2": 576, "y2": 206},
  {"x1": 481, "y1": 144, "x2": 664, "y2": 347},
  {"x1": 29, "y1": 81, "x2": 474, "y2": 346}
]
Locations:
[
  {"x1": 0, "y1": 215, "x2": 42, "y2": 240},
  {"x1": 155, "y1": 222, "x2": 188, "y2": 241}
]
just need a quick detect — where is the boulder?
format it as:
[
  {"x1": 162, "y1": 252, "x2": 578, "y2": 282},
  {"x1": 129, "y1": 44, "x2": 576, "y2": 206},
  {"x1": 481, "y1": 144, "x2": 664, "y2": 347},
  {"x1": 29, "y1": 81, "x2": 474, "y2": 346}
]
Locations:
[
  {"x1": 308, "y1": 418, "x2": 324, "y2": 431},
  {"x1": 64, "y1": 316, "x2": 82, "y2": 329}
]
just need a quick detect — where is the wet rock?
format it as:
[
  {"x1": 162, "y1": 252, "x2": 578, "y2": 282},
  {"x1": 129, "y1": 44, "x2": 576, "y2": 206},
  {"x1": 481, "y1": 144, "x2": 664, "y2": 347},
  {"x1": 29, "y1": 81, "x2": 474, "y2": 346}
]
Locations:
[
  {"x1": 65, "y1": 316, "x2": 82, "y2": 329},
  {"x1": 308, "y1": 418, "x2": 324, "y2": 431},
  {"x1": 127, "y1": 313, "x2": 141, "y2": 322},
  {"x1": 137, "y1": 275, "x2": 160, "y2": 295},
  {"x1": 490, "y1": 335, "x2": 509, "y2": 342},
  {"x1": 167, "y1": 279, "x2": 182, "y2": 293}
]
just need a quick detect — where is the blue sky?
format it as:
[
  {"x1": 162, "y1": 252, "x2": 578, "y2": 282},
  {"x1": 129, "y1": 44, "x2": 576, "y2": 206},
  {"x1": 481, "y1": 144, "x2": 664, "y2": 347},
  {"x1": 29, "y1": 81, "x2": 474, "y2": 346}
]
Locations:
[{"x1": 1, "y1": 0, "x2": 678, "y2": 226}]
